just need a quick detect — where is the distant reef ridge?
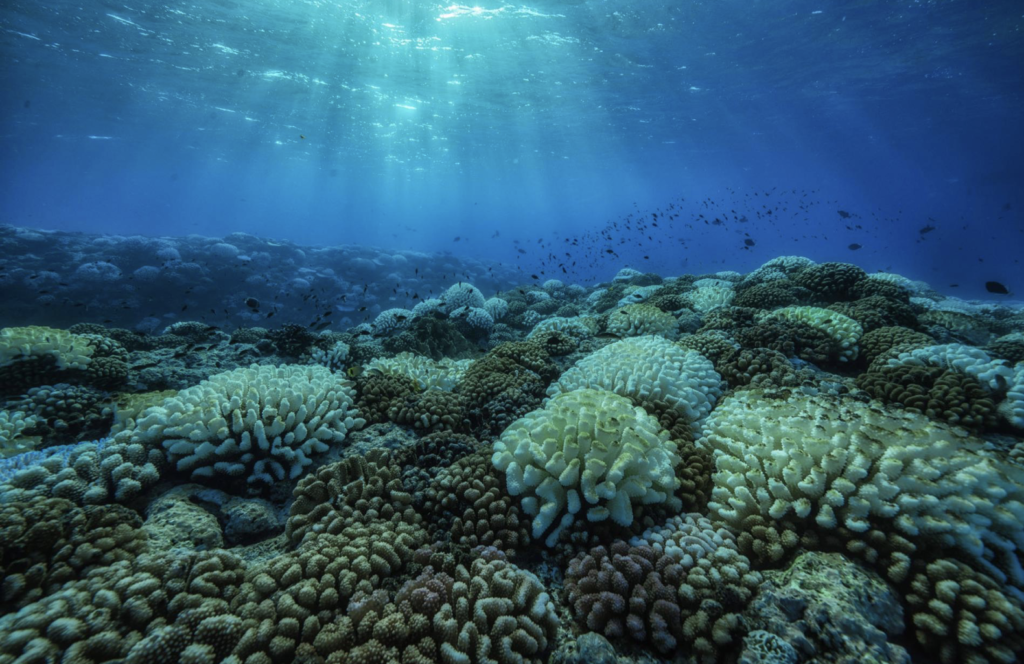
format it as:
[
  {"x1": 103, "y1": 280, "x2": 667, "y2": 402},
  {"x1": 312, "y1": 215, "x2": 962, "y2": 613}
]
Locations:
[{"x1": 0, "y1": 224, "x2": 522, "y2": 331}]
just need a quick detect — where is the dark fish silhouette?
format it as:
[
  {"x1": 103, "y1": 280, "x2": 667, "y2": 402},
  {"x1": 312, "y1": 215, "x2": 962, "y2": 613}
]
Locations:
[
  {"x1": 919, "y1": 224, "x2": 936, "y2": 235},
  {"x1": 245, "y1": 297, "x2": 260, "y2": 309},
  {"x1": 837, "y1": 210, "x2": 851, "y2": 219},
  {"x1": 848, "y1": 243, "x2": 862, "y2": 251},
  {"x1": 985, "y1": 281, "x2": 1010, "y2": 295},
  {"x1": 743, "y1": 239, "x2": 755, "y2": 247}
]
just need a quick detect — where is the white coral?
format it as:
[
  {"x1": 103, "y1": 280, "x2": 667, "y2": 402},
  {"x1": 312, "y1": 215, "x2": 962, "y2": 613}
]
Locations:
[
  {"x1": 704, "y1": 391, "x2": 1024, "y2": 591},
  {"x1": 493, "y1": 389, "x2": 681, "y2": 546},
  {"x1": 548, "y1": 335, "x2": 722, "y2": 425},
  {"x1": 129, "y1": 364, "x2": 364, "y2": 488},
  {"x1": 365, "y1": 352, "x2": 471, "y2": 391},
  {"x1": 440, "y1": 283, "x2": 486, "y2": 314},
  {"x1": 885, "y1": 343, "x2": 1012, "y2": 392}
]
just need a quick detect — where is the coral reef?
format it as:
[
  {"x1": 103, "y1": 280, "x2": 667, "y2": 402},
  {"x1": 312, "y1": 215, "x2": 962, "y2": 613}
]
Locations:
[{"x1": 1, "y1": 252, "x2": 1022, "y2": 664}]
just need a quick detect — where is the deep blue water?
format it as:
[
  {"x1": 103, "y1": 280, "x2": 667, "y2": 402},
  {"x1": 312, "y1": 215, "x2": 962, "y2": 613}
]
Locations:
[{"x1": 1, "y1": 0, "x2": 1022, "y2": 297}]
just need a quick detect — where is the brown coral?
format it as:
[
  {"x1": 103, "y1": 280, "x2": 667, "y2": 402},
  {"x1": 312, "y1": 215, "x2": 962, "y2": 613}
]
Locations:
[
  {"x1": 387, "y1": 389, "x2": 470, "y2": 432},
  {"x1": 794, "y1": 262, "x2": 867, "y2": 303},
  {"x1": 355, "y1": 373, "x2": 418, "y2": 425},
  {"x1": 733, "y1": 280, "x2": 804, "y2": 310},
  {"x1": 855, "y1": 365, "x2": 997, "y2": 432},
  {"x1": 285, "y1": 451, "x2": 420, "y2": 547},
  {"x1": 735, "y1": 319, "x2": 844, "y2": 366},
  {"x1": 565, "y1": 515, "x2": 761, "y2": 660},
  {"x1": 676, "y1": 333, "x2": 738, "y2": 368},
  {"x1": 906, "y1": 558, "x2": 1024, "y2": 664},
  {"x1": 858, "y1": 326, "x2": 933, "y2": 366},
  {"x1": 0, "y1": 498, "x2": 147, "y2": 609},
  {"x1": 828, "y1": 295, "x2": 917, "y2": 332},
  {"x1": 720, "y1": 347, "x2": 797, "y2": 388},
  {"x1": 421, "y1": 452, "x2": 531, "y2": 556}
]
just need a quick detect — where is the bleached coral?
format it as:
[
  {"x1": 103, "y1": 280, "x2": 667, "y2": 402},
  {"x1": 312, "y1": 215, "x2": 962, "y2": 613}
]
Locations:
[
  {"x1": 365, "y1": 352, "x2": 471, "y2": 391},
  {"x1": 613, "y1": 267, "x2": 643, "y2": 282},
  {"x1": 492, "y1": 389, "x2": 682, "y2": 546},
  {"x1": 692, "y1": 278, "x2": 736, "y2": 289},
  {"x1": 483, "y1": 297, "x2": 509, "y2": 321},
  {"x1": 1000, "y1": 365, "x2": 1024, "y2": 431},
  {"x1": 0, "y1": 410, "x2": 38, "y2": 456},
  {"x1": 527, "y1": 316, "x2": 598, "y2": 341},
  {"x1": 606, "y1": 304, "x2": 678, "y2": 338},
  {"x1": 439, "y1": 282, "x2": 486, "y2": 314},
  {"x1": 370, "y1": 308, "x2": 414, "y2": 336},
  {"x1": 449, "y1": 305, "x2": 494, "y2": 330},
  {"x1": 884, "y1": 343, "x2": 1013, "y2": 392},
  {"x1": 127, "y1": 364, "x2": 364, "y2": 488},
  {"x1": 617, "y1": 285, "x2": 661, "y2": 307},
  {"x1": 310, "y1": 340, "x2": 350, "y2": 372},
  {"x1": 686, "y1": 286, "x2": 736, "y2": 313},
  {"x1": 703, "y1": 391, "x2": 1024, "y2": 594},
  {"x1": 548, "y1": 335, "x2": 722, "y2": 425},
  {"x1": 412, "y1": 298, "x2": 444, "y2": 317},
  {"x1": 761, "y1": 256, "x2": 815, "y2": 274},
  {"x1": 0, "y1": 326, "x2": 95, "y2": 372}
]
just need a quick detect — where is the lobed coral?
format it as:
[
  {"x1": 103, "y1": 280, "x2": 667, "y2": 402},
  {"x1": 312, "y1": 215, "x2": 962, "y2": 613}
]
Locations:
[
  {"x1": 606, "y1": 304, "x2": 679, "y2": 338},
  {"x1": 856, "y1": 364, "x2": 997, "y2": 433},
  {"x1": 704, "y1": 391, "x2": 1024, "y2": 598},
  {"x1": 565, "y1": 513, "x2": 761, "y2": 661},
  {"x1": 125, "y1": 364, "x2": 364, "y2": 490},
  {"x1": 492, "y1": 389, "x2": 682, "y2": 546},
  {"x1": 548, "y1": 336, "x2": 722, "y2": 426},
  {"x1": 365, "y1": 352, "x2": 471, "y2": 392}
]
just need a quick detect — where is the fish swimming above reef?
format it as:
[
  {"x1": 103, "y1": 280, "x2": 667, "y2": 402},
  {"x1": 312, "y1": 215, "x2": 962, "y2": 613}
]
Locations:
[{"x1": 985, "y1": 281, "x2": 1010, "y2": 295}]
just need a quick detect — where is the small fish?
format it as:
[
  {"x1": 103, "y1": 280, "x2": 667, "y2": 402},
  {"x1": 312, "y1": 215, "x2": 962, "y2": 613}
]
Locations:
[
  {"x1": 848, "y1": 243, "x2": 862, "y2": 251},
  {"x1": 744, "y1": 239, "x2": 755, "y2": 247},
  {"x1": 245, "y1": 297, "x2": 260, "y2": 309},
  {"x1": 347, "y1": 366, "x2": 362, "y2": 378},
  {"x1": 531, "y1": 274, "x2": 539, "y2": 280},
  {"x1": 453, "y1": 236, "x2": 461, "y2": 242},
  {"x1": 517, "y1": 248, "x2": 526, "y2": 254},
  {"x1": 837, "y1": 210, "x2": 851, "y2": 219},
  {"x1": 985, "y1": 281, "x2": 1010, "y2": 295},
  {"x1": 300, "y1": 134, "x2": 306, "y2": 139},
  {"x1": 919, "y1": 224, "x2": 936, "y2": 235},
  {"x1": 266, "y1": 311, "x2": 275, "y2": 318},
  {"x1": 359, "y1": 306, "x2": 367, "y2": 311},
  {"x1": 949, "y1": 284, "x2": 959, "y2": 288}
]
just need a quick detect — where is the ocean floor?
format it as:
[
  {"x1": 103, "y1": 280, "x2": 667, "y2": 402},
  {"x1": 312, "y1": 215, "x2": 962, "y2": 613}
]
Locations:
[{"x1": 1, "y1": 242, "x2": 1023, "y2": 664}]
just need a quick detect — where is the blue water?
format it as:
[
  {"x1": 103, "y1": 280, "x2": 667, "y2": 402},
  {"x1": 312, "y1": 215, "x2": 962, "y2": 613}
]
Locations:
[{"x1": 1, "y1": 0, "x2": 1022, "y2": 297}]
